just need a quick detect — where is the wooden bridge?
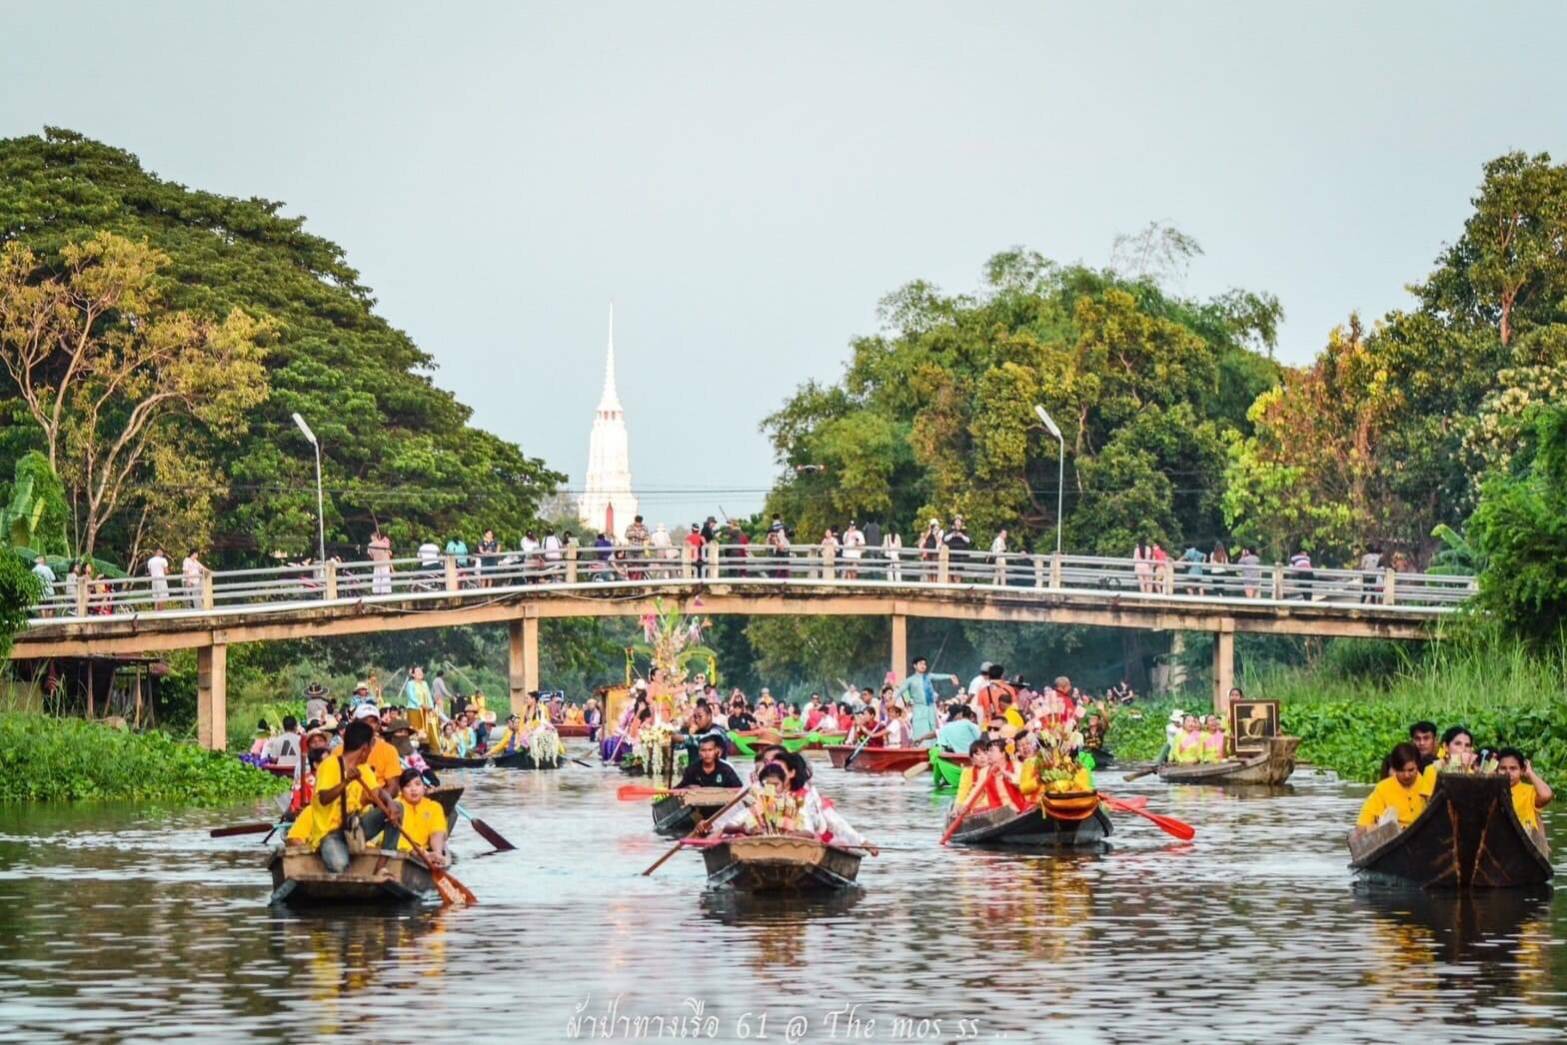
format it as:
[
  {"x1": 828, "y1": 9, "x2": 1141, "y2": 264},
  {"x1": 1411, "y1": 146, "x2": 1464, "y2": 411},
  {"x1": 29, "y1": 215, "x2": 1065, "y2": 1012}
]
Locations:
[{"x1": 13, "y1": 545, "x2": 1470, "y2": 748}]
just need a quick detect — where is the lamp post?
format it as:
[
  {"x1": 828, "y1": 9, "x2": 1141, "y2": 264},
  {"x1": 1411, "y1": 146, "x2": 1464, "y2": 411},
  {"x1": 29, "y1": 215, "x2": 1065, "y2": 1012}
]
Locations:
[
  {"x1": 292, "y1": 412, "x2": 326, "y2": 564},
  {"x1": 1034, "y1": 404, "x2": 1064, "y2": 556}
]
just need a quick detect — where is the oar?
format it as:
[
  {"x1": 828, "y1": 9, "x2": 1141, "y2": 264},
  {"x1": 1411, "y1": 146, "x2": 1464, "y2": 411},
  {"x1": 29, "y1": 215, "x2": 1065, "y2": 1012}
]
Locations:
[
  {"x1": 843, "y1": 728, "x2": 886, "y2": 769},
  {"x1": 568, "y1": 757, "x2": 595, "y2": 768},
  {"x1": 939, "y1": 770, "x2": 991, "y2": 846},
  {"x1": 903, "y1": 760, "x2": 932, "y2": 780},
  {"x1": 209, "y1": 821, "x2": 277, "y2": 838},
  {"x1": 454, "y1": 803, "x2": 515, "y2": 852},
  {"x1": 405, "y1": 839, "x2": 477, "y2": 906},
  {"x1": 643, "y1": 787, "x2": 751, "y2": 876},
  {"x1": 617, "y1": 784, "x2": 690, "y2": 801},
  {"x1": 1098, "y1": 792, "x2": 1195, "y2": 841}
]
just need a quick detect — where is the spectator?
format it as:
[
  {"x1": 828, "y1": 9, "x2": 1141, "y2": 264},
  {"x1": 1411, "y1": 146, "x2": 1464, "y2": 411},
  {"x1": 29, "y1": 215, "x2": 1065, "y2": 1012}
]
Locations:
[
  {"x1": 476, "y1": 528, "x2": 499, "y2": 587},
  {"x1": 182, "y1": 550, "x2": 206, "y2": 608},
  {"x1": 368, "y1": 530, "x2": 393, "y2": 595},
  {"x1": 146, "y1": 547, "x2": 170, "y2": 610},
  {"x1": 841, "y1": 521, "x2": 865, "y2": 579},
  {"x1": 1289, "y1": 548, "x2": 1314, "y2": 600},
  {"x1": 32, "y1": 556, "x2": 56, "y2": 616},
  {"x1": 1239, "y1": 546, "x2": 1262, "y2": 598}
]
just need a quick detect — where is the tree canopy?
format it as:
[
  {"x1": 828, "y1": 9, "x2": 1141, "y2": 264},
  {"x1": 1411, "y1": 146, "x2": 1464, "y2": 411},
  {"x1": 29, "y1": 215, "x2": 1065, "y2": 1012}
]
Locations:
[{"x1": 0, "y1": 128, "x2": 561, "y2": 566}]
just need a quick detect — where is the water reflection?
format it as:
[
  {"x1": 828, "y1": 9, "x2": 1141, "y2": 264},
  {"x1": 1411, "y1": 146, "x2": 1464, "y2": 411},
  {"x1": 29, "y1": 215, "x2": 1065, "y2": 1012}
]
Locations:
[{"x1": 0, "y1": 756, "x2": 1562, "y2": 1041}]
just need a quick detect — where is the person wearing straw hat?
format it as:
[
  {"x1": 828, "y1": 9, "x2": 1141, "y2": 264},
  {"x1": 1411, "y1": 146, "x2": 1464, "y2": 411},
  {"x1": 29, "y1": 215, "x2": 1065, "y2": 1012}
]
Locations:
[{"x1": 305, "y1": 682, "x2": 329, "y2": 724}]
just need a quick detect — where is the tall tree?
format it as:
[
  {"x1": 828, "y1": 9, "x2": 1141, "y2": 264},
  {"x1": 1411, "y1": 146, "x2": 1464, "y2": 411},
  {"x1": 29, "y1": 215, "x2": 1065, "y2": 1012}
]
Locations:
[{"x1": 0, "y1": 233, "x2": 268, "y2": 557}]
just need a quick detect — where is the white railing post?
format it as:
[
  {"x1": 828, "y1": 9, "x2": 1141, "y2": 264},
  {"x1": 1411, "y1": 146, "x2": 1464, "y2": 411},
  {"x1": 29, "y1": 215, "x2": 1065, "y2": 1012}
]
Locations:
[
  {"x1": 822, "y1": 545, "x2": 835, "y2": 581},
  {"x1": 324, "y1": 560, "x2": 338, "y2": 600},
  {"x1": 707, "y1": 541, "x2": 720, "y2": 581},
  {"x1": 1033, "y1": 554, "x2": 1045, "y2": 589},
  {"x1": 1382, "y1": 567, "x2": 1397, "y2": 606},
  {"x1": 937, "y1": 544, "x2": 950, "y2": 584},
  {"x1": 565, "y1": 544, "x2": 578, "y2": 584},
  {"x1": 1271, "y1": 563, "x2": 1285, "y2": 600},
  {"x1": 1050, "y1": 552, "x2": 1063, "y2": 591},
  {"x1": 1160, "y1": 559, "x2": 1175, "y2": 596},
  {"x1": 444, "y1": 554, "x2": 459, "y2": 592},
  {"x1": 681, "y1": 544, "x2": 695, "y2": 580},
  {"x1": 201, "y1": 570, "x2": 215, "y2": 611}
]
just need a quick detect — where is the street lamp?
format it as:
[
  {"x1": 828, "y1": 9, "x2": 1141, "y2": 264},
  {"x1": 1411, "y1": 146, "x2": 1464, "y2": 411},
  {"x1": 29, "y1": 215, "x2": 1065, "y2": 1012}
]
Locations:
[
  {"x1": 292, "y1": 412, "x2": 326, "y2": 564},
  {"x1": 1034, "y1": 404, "x2": 1064, "y2": 556}
]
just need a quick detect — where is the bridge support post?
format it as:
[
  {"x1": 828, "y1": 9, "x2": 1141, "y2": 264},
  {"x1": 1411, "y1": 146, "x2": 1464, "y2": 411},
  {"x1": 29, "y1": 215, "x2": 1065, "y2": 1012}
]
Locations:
[
  {"x1": 197, "y1": 643, "x2": 228, "y2": 751},
  {"x1": 707, "y1": 541, "x2": 720, "y2": 581},
  {"x1": 1213, "y1": 620, "x2": 1235, "y2": 719},
  {"x1": 890, "y1": 611, "x2": 907, "y2": 683},
  {"x1": 509, "y1": 615, "x2": 539, "y2": 710}
]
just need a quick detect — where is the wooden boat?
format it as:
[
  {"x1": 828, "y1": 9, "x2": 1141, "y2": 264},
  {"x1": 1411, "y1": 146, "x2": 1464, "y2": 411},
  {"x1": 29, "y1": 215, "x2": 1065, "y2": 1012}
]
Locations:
[
  {"x1": 1348, "y1": 772, "x2": 1553, "y2": 889},
  {"x1": 1156, "y1": 735, "x2": 1300, "y2": 785},
  {"x1": 731, "y1": 731, "x2": 846, "y2": 757},
  {"x1": 930, "y1": 749, "x2": 970, "y2": 791},
  {"x1": 946, "y1": 793, "x2": 1112, "y2": 849},
  {"x1": 268, "y1": 847, "x2": 436, "y2": 906},
  {"x1": 421, "y1": 748, "x2": 559, "y2": 771},
  {"x1": 701, "y1": 835, "x2": 862, "y2": 892},
  {"x1": 262, "y1": 762, "x2": 297, "y2": 778},
  {"x1": 556, "y1": 723, "x2": 594, "y2": 739},
  {"x1": 651, "y1": 786, "x2": 743, "y2": 836},
  {"x1": 825, "y1": 745, "x2": 929, "y2": 773}
]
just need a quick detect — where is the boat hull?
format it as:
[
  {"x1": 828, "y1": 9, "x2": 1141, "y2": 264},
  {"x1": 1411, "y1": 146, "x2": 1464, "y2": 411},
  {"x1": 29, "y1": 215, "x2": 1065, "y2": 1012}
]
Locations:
[
  {"x1": 422, "y1": 748, "x2": 559, "y2": 771},
  {"x1": 1157, "y1": 736, "x2": 1300, "y2": 785},
  {"x1": 268, "y1": 848, "x2": 435, "y2": 907},
  {"x1": 1349, "y1": 773, "x2": 1554, "y2": 889},
  {"x1": 825, "y1": 745, "x2": 928, "y2": 773},
  {"x1": 701, "y1": 836, "x2": 862, "y2": 893},
  {"x1": 947, "y1": 796, "x2": 1112, "y2": 849},
  {"x1": 652, "y1": 787, "x2": 742, "y2": 837},
  {"x1": 556, "y1": 723, "x2": 594, "y2": 740},
  {"x1": 930, "y1": 749, "x2": 970, "y2": 791}
]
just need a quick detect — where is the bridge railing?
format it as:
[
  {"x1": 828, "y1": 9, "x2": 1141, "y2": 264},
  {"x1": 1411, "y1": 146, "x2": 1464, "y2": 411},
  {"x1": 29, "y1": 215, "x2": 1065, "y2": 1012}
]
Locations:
[{"x1": 22, "y1": 541, "x2": 1475, "y2": 626}]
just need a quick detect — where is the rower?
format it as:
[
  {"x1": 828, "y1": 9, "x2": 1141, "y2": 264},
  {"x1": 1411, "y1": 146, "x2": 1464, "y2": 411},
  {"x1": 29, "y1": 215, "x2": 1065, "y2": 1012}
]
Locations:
[
  {"x1": 1353, "y1": 742, "x2": 1427, "y2": 838},
  {"x1": 677, "y1": 699, "x2": 729, "y2": 765},
  {"x1": 352, "y1": 704, "x2": 406, "y2": 820},
  {"x1": 486, "y1": 714, "x2": 523, "y2": 755},
  {"x1": 1408, "y1": 721, "x2": 1439, "y2": 769},
  {"x1": 676, "y1": 735, "x2": 743, "y2": 789},
  {"x1": 285, "y1": 720, "x2": 392, "y2": 873},
  {"x1": 1495, "y1": 748, "x2": 1553, "y2": 838},
  {"x1": 371, "y1": 768, "x2": 450, "y2": 877},
  {"x1": 883, "y1": 704, "x2": 912, "y2": 747}
]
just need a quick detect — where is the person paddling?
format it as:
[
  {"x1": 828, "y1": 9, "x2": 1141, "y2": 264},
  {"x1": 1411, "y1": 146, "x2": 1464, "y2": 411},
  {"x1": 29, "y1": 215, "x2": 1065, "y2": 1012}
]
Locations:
[
  {"x1": 677, "y1": 734, "x2": 742, "y2": 789},
  {"x1": 1353, "y1": 742, "x2": 1427, "y2": 838},
  {"x1": 370, "y1": 768, "x2": 450, "y2": 879}
]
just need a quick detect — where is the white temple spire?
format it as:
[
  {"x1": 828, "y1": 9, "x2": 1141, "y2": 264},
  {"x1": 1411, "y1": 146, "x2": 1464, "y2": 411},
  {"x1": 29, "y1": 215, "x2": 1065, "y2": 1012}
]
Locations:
[{"x1": 579, "y1": 302, "x2": 638, "y2": 538}]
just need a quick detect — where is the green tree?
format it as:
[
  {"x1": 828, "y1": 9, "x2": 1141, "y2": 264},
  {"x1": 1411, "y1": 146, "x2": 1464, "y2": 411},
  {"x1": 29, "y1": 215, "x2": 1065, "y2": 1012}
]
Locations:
[
  {"x1": 1469, "y1": 406, "x2": 1567, "y2": 647},
  {"x1": 0, "y1": 129, "x2": 562, "y2": 564},
  {"x1": 1, "y1": 451, "x2": 70, "y2": 556},
  {"x1": 0, "y1": 551, "x2": 40, "y2": 661}
]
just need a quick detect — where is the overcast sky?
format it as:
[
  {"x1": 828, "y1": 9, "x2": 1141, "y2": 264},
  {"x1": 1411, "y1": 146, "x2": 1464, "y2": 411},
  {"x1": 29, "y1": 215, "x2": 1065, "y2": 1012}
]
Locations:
[{"x1": 5, "y1": 2, "x2": 1565, "y2": 525}]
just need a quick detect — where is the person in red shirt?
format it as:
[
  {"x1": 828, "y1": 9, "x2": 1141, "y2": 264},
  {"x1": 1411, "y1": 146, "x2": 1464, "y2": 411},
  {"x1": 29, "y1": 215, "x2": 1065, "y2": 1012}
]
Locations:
[{"x1": 684, "y1": 524, "x2": 705, "y2": 565}]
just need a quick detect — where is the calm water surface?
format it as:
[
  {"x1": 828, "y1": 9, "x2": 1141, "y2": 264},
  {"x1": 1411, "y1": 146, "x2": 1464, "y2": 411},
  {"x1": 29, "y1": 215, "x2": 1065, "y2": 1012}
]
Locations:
[{"x1": 0, "y1": 751, "x2": 1563, "y2": 1044}]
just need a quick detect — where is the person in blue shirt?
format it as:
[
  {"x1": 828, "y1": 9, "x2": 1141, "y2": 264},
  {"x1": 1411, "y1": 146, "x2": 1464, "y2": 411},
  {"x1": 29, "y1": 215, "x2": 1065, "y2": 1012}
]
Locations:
[
  {"x1": 894, "y1": 656, "x2": 959, "y2": 744},
  {"x1": 936, "y1": 704, "x2": 982, "y2": 754}
]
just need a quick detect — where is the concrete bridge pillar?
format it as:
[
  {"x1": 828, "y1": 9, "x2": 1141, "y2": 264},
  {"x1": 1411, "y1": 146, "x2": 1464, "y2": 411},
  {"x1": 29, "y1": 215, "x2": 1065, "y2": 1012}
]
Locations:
[
  {"x1": 509, "y1": 614, "x2": 539, "y2": 710},
  {"x1": 197, "y1": 643, "x2": 228, "y2": 750},
  {"x1": 1213, "y1": 619, "x2": 1236, "y2": 719},
  {"x1": 890, "y1": 612, "x2": 907, "y2": 684}
]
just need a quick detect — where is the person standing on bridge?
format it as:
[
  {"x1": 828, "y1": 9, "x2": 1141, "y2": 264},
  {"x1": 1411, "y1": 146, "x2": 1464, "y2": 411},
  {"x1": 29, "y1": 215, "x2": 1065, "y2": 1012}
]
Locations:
[
  {"x1": 368, "y1": 530, "x2": 392, "y2": 595},
  {"x1": 146, "y1": 547, "x2": 169, "y2": 610},
  {"x1": 895, "y1": 656, "x2": 959, "y2": 745},
  {"x1": 181, "y1": 550, "x2": 206, "y2": 608}
]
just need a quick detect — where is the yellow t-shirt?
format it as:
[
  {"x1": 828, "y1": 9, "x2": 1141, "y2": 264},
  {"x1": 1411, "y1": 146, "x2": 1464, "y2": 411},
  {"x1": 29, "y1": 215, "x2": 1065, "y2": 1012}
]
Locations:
[
  {"x1": 1019, "y1": 759, "x2": 1041, "y2": 797},
  {"x1": 390, "y1": 796, "x2": 449, "y2": 853},
  {"x1": 1357, "y1": 776, "x2": 1427, "y2": 829},
  {"x1": 304, "y1": 755, "x2": 380, "y2": 848},
  {"x1": 365, "y1": 738, "x2": 403, "y2": 795},
  {"x1": 486, "y1": 726, "x2": 516, "y2": 754},
  {"x1": 1003, "y1": 707, "x2": 1026, "y2": 731},
  {"x1": 1416, "y1": 762, "x2": 1438, "y2": 798},
  {"x1": 1512, "y1": 781, "x2": 1540, "y2": 830}
]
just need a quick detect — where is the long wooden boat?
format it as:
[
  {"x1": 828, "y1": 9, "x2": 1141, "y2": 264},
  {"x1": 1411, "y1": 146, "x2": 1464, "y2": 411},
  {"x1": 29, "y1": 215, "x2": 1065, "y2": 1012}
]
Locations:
[
  {"x1": 930, "y1": 749, "x2": 970, "y2": 791},
  {"x1": 421, "y1": 748, "x2": 559, "y2": 771},
  {"x1": 730, "y1": 731, "x2": 847, "y2": 757},
  {"x1": 1348, "y1": 772, "x2": 1554, "y2": 889},
  {"x1": 556, "y1": 723, "x2": 595, "y2": 739},
  {"x1": 701, "y1": 835, "x2": 862, "y2": 892},
  {"x1": 652, "y1": 786, "x2": 743, "y2": 836},
  {"x1": 946, "y1": 793, "x2": 1112, "y2": 849},
  {"x1": 268, "y1": 847, "x2": 436, "y2": 906},
  {"x1": 1156, "y1": 735, "x2": 1300, "y2": 785},
  {"x1": 825, "y1": 745, "x2": 929, "y2": 773}
]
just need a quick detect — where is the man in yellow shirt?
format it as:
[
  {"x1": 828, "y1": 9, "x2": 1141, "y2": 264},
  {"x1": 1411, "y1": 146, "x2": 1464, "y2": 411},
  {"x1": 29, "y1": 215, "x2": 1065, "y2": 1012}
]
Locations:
[
  {"x1": 1496, "y1": 748, "x2": 1554, "y2": 835},
  {"x1": 372, "y1": 769, "x2": 450, "y2": 875},
  {"x1": 285, "y1": 720, "x2": 389, "y2": 872}
]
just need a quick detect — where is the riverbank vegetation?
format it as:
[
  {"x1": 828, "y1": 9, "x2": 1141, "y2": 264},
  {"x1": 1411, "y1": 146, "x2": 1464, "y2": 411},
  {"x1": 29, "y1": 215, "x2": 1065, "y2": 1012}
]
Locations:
[
  {"x1": 1113, "y1": 639, "x2": 1567, "y2": 786},
  {"x1": 0, "y1": 713, "x2": 288, "y2": 803}
]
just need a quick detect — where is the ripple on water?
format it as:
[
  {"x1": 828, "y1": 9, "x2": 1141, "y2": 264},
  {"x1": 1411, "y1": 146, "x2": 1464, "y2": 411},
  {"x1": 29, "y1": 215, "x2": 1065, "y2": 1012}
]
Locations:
[{"x1": 0, "y1": 759, "x2": 1562, "y2": 1042}]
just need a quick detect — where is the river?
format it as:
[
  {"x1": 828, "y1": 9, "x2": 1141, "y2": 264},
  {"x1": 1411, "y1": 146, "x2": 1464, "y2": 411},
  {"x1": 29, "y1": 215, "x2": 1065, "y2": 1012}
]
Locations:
[{"x1": 0, "y1": 753, "x2": 1562, "y2": 1043}]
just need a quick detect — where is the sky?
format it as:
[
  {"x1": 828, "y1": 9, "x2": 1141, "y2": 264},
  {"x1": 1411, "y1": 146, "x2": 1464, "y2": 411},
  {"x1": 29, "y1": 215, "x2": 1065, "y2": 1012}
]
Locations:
[{"x1": 5, "y1": 2, "x2": 1566, "y2": 526}]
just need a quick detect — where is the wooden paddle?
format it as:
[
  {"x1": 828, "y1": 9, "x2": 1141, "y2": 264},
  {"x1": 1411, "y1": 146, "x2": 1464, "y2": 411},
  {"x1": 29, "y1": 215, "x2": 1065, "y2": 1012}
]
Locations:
[
  {"x1": 209, "y1": 821, "x2": 278, "y2": 838},
  {"x1": 404, "y1": 839, "x2": 477, "y2": 906},
  {"x1": 1098, "y1": 792, "x2": 1195, "y2": 841},
  {"x1": 642, "y1": 786, "x2": 751, "y2": 876},
  {"x1": 939, "y1": 769, "x2": 991, "y2": 846},
  {"x1": 843, "y1": 728, "x2": 886, "y2": 769},
  {"x1": 1122, "y1": 761, "x2": 1162, "y2": 783},
  {"x1": 617, "y1": 784, "x2": 690, "y2": 801},
  {"x1": 903, "y1": 761, "x2": 932, "y2": 780},
  {"x1": 453, "y1": 803, "x2": 516, "y2": 852}
]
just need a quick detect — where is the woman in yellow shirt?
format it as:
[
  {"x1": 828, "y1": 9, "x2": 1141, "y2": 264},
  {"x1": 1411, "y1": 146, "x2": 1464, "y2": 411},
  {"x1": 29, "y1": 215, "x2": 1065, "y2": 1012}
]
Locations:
[
  {"x1": 1496, "y1": 747, "x2": 1553, "y2": 835},
  {"x1": 371, "y1": 769, "x2": 450, "y2": 875},
  {"x1": 1170, "y1": 715, "x2": 1205, "y2": 765},
  {"x1": 1354, "y1": 743, "x2": 1427, "y2": 836}
]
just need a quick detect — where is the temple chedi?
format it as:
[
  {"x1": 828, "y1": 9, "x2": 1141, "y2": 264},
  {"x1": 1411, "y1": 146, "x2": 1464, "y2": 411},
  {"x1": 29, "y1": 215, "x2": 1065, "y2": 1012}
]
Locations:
[{"x1": 577, "y1": 304, "x2": 638, "y2": 538}]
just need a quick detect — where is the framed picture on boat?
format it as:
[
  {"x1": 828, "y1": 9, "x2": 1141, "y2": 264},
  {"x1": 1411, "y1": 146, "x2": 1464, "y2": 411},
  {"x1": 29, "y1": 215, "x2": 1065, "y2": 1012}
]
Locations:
[{"x1": 1230, "y1": 700, "x2": 1280, "y2": 752}]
